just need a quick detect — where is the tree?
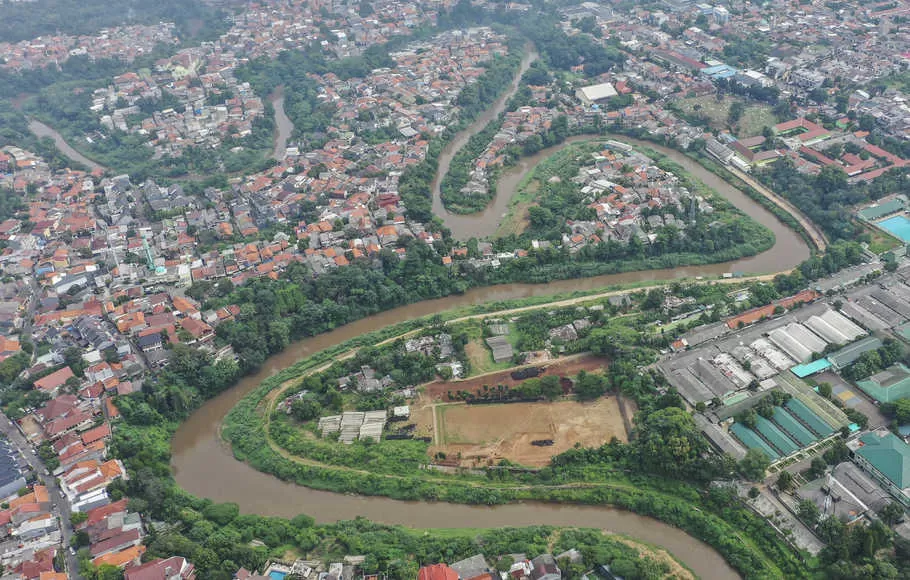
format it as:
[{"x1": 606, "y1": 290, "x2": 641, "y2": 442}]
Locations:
[
  {"x1": 797, "y1": 499, "x2": 820, "y2": 526},
  {"x1": 574, "y1": 371, "x2": 607, "y2": 400},
  {"x1": 202, "y1": 502, "x2": 239, "y2": 526},
  {"x1": 879, "y1": 502, "x2": 905, "y2": 526},
  {"x1": 728, "y1": 101, "x2": 746, "y2": 125},
  {"x1": 816, "y1": 165, "x2": 848, "y2": 193},
  {"x1": 63, "y1": 346, "x2": 86, "y2": 377},
  {"x1": 807, "y1": 456, "x2": 827, "y2": 479},
  {"x1": 885, "y1": 398, "x2": 910, "y2": 424},
  {"x1": 738, "y1": 448, "x2": 770, "y2": 481},
  {"x1": 72, "y1": 530, "x2": 90, "y2": 547},
  {"x1": 817, "y1": 382, "x2": 832, "y2": 398},
  {"x1": 65, "y1": 375, "x2": 82, "y2": 394},
  {"x1": 777, "y1": 470, "x2": 794, "y2": 492},
  {"x1": 634, "y1": 407, "x2": 708, "y2": 479},
  {"x1": 291, "y1": 398, "x2": 322, "y2": 422},
  {"x1": 95, "y1": 564, "x2": 125, "y2": 580},
  {"x1": 539, "y1": 375, "x2": 562, "y2": 400}
]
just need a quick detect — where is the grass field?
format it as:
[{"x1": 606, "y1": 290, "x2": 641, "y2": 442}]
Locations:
[
  {"x1": 674, "y1": 95, "x2": 778, "y2": 138},
  {"x1": 861, "y1": 223, "x2": 901, "y2": 254},
  {"x1": 465, "y1": 339, "x2": 512, "y2": 376},
  {"x1": 495, "y1": 179, "x2": 539, "y2": 238},
  {"x1": 427, "y1": 398, "x2": 629, "y2": 467}
]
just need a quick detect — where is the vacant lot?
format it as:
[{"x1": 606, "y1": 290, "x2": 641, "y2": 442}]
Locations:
[
  {"x1": 674, "y1": 95, "x2": 777, "y2": 138},
  {"x1": 426, "y1": 397, "x2": 628, "y2": 467},
  {"x1": 464, "y1": 339, "x2": 508, "y2": 376}
]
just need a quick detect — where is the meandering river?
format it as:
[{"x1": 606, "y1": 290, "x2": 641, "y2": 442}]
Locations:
[
  {"x1": 27, "y1": 118, "x2": 107, "y2": 173},
  {"x1": 173, "y1": 145, "x2": 810, "y2": 580},
  {"x1": 270, "y1": 87, "x2": 293, "y2": 161},
  {"x1": 430, "y1": 48, "x2": 539, "y2": 239},
  {"x1": 171, "y1": 49, "x2": 815, "y2": 580}
]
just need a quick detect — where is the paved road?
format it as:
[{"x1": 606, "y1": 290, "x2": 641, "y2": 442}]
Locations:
[
  {"x1": 20, "y1": 277, "x2": 39, "y2": 344},
  {"x1": 0, "y1": 413, "x2": 81, "y2": 578}
]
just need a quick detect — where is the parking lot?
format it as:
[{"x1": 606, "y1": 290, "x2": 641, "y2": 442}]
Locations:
[{"x1": 814, "y1": 371, "x2": 888, "y2": 429}]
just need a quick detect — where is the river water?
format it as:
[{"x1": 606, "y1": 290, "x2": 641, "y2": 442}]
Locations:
[
  {"x1": 430, "y1": 48, "x2": 539, "y2": 239},
  {"x1": 28, "y1": 118, "x2": 107, "y2": 173},
  {"x1": 270, "y1": 87, "x2": 293, "y2": 161},
  {"x1": 171, "y1": 51, "x2": 815, "y2": 580},
  {"x1": 172, "y1": 144, "x2": 809, "y2": 580}
]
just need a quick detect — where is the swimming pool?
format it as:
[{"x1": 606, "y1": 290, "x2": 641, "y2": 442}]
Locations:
[
  {"x1": 878, "y1": 215, "x2": 910, "y2": 242},
  {"x1": 269, "y1": 572, "x2": 287, "y2": 580}
]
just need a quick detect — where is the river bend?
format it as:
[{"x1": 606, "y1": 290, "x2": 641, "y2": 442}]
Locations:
[{"x1": 171, "y1": 48, "x2": 814, "y2": 580}]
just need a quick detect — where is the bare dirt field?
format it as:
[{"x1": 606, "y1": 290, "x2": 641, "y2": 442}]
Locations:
[
  {"x1": 424, "y1": 354, "x2": 609, "y2": 401},
  {"x1": 19, "y1": 415, "x2": 42, "y2": 441},
  {"x1": 425, "y1": 397, "x2": 628, "y2": 467}
]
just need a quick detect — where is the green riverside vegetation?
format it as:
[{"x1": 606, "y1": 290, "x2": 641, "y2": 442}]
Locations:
[{"x1": 219, "y1": 292, "x2": 806, "y2": 580}]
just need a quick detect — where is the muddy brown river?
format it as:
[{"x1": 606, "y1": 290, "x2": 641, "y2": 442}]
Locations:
[
  {"x1": 172, "y1": 50, "x2": 813, "y2": 580},
  {"x1": 28, "y1": 118, "x2": 107, "y2": 173},
  {"x1": 173, "y1": 148, "x2": 809, "y2": 580},
  {"x1": 270, "y1": 87, "x2": 292, "y2": 161},
  {"x1": 430, "y1": 48, "x2": 538, "y2": 238}
]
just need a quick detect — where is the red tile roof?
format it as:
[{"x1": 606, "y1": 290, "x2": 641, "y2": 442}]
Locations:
[
  {"x1": 81, "y1": 423, "x2": 111, "y2": 445},
  {"x1": 418, "y1": 564, "x2": 459, "y2": 580},
  {"x1": 33, "y1": 367, "x2": 75, "y2": 392}
]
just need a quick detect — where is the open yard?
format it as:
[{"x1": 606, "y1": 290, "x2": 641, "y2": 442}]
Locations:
[
  {"x1": 464, "y1": 339, "x2": 510, "y2": 376},
  {"x1": 673, "y1": 95, "x2": 777, "y2": 138},
  {"x1": 860, "y1": 223, "x2": 901, "y2": 255},
  {"x1": 424, "y1": 397, "x2": 630, "y2": 467}
]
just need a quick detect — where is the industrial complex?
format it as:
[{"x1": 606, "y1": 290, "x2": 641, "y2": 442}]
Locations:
[{"x1": 659, "y1": 261, "x2": 910, "y2": 522}]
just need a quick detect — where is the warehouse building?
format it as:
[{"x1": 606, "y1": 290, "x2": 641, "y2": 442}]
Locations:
[
  {"x1": 727, "y1": 396, "x2": 842, "y2": 463},
  {"x1": 769, "y1": 326, "x2": 815, "y2": 363},
  {"x1": 694, "y1": 414, "x2": 747, "y2": 460},
  {"x1": 827, "y1": 336, "x2": 883, "y2": 370},
  {"x1": 803, "y1": 309, "x2": 866, "y2": 345},
  {"x1": 575, "y1": 82, "x2": 618, "y2": 106}
]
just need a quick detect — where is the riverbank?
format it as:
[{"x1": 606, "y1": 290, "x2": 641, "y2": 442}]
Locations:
[
  {"x1": 428, "y1": 132, "x2": 810, "y2": 276},
  {"x1": 168, "y1": 123, "x2": 814, "y2": 580},
  {"x1": 27, "y1": 117, "x2": 107, "y2": 173},
  {"x1": 164, "y1": 42, "x2": 818, "y2": 580}
]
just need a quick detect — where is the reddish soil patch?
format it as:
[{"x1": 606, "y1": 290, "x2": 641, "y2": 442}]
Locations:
[
  {"x1": 425, "y1": 398, "x2": 628, "y2": 467},
  {"x1": 424, "y1": 354, "x2": 609, "y2": 401}
]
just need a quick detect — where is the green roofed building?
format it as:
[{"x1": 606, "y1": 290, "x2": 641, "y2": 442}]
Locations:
[
  {"x1": 858, "y1": 198, "x2": 904, "y2": 221},
  {"x1": 855, "y1": 362, "x2": 910, "y2": 403},
  {"x1": 827, "y1": 336, "x2": 882, "y2": 370},
  {"x1": 850, "y1": 429, "x2": 910, "y2": 507}
]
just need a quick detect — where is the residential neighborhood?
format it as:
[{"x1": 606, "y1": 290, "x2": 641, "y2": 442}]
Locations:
[{"x1": 2, "y1": 0, "x2": 910, "y2": 577}]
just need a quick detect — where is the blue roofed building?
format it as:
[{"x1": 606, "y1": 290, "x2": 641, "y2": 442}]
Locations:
[{"x1": 700, "y1": 64, "x2": 739, "y2": 80}]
